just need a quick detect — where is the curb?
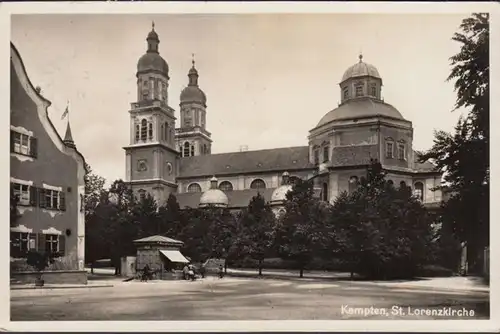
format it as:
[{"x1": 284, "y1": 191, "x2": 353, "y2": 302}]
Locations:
[{"x1": 11, "y1": 284, "x2": 114, "y2": 290}]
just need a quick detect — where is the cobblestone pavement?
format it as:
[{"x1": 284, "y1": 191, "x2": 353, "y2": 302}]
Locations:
[{"x1": 11, "y1": 276, "x2": 489, "y2": 321}]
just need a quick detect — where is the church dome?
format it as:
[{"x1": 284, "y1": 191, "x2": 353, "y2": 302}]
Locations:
[
  {"x1": 199, "y1": 177, "x2": 228, "y2": 208},
  {"x1": 180, "y1": 86, "x2": 207, "y2": 105},
  {"x1": 270, "y1": 172, "x2": 293, "y2": 205},
  {"x1": 137, "y1": 53, "x2": 169, "y2": 75},
  {"x1": 315, "y1": 98, "x2": 404, "y2": 128},
  {"x1": 180, "y1": 61, "x2": 206, "y2": 105},
  {"x1": 136, "y1": 23, "x2": 169, "y2": 76},
  {"x1": 341, "y1": 54, "x2": 381, "y2": 83}
]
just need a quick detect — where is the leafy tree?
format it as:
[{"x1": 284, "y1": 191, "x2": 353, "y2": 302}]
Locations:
[
  {"x1": 178, "y1": 208, "x2": 214, "y2": 262},
  {"x1": 130, "y1": 193, "x2": 159, "y2": 237},
  {"x1": 275, "y1": 179, "x2": 331, "y2": 278},
  {"x1": 234, "y1": 193, "x2": 276, "y2": 275},
  {"x1": 84, "y1": 163, "x2": 106, "y2": 217},
  {"x1": 332, "y1": 160, "x2": 434, "y2": 279},
  {"x1": 157, "y1": 194, "x2": 184, "y2": 238},
  {"x1": 208, "y1": 208, "x2": 237, "y2": 264},
  {"x1": 419, "y1": 13, "x2": 489, "y2": 273}
]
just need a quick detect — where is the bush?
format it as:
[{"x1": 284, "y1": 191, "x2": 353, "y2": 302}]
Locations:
[{"x1": 418, "y1": 264, "x2": 455, "y2": 277}]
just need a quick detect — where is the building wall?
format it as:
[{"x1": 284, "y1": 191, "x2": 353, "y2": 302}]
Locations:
[
  {"x1": 10, "y1": 50, "x2": 85, "y2": 272},
  {"x1": 379, "y1": 125, "x2": 414, "y2": 169},
  {"x1": 177, "y1": 169, "x2": 314, "y2": 193}
]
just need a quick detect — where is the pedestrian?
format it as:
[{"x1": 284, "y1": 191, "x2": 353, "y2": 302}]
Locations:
[
  {"x1": 218, "y1": 264, "x2": 224, "y2": 279},
  {"x1": 182, "y1": 264, "x2": 189, "y2": 280},
  {"x1": 188, "y1": 264, "x2": 195, "y2": 281},
  {"x1": 142, "y1": 264, "x2": 151, "y2": 282},
  {"x1": 200, "y1": 263, "x2": 206, "y2": 279}
]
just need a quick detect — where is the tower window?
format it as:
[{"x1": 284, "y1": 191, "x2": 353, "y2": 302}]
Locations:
[
  {"x1": 140, "y1": 119, "x2": 147, "y2": 141},
  {"x1": 343, "y1": 87, "x2": 349, "y2": 100},
  {"x1": 148, "y1": 123, "x2": 153, "y2": 139},
  {"x1": 183, "y1": 142, "x2": 191, "y2": 157},
  {"x1": 385, "y1": 142, "x2": 394, "y2": 159},
  {"x1": 323, "y1": 146, "x2": 329, "y2": 162},
  {"x1": 187, "y1": 183, "x2": 202, "y2": 193},
  {"x1": 164, "y1": 122, "x2": 169, "y2": 142},
  {"x1": 250, "y1": 179, "x2": 266, "y2": 190},
  {"x1": 135, "y1": 125, "x2": 140, "y2": 142},
  {"x1": 413, "y1": 182, "x2": 424, "y2": 201},
  {"x1": 190, "y1": 145, "x2": 195, "y2": 156},
  {"x1": 397, "y1": 144, "x2": 406, "y2": 160},
  {"x1": 355, "y1": 85, "x2": 363, "y2": 97},
  {"x1": 160, "y1": 124, "x2": 164, "y2": 141},
  {"x1": 370, "y1": 84, "x2": 377, "y2": 97},
  {"x1": 314, "y1": 149, "x2": 320, "y2": 165},
  {"x1": 138, "y1": 189, "x2": 146, "y2": 201},
  {"x1": 219, "y1": 181, "x2": 233, "y2": 192},
  {"x1": 158, "y1": 80, "x2": 163, "y2": 101}
]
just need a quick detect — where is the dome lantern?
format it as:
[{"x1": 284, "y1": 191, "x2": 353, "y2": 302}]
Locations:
[
  {"x1": 270, "y1": 171, "x2": 293, "y2": 205},
  {"x1": 136, "y1": 21, "x2": 169, "y2": 77},
  {"x1": 180, "y1": 54, "x2": 207, "y2": 106}
]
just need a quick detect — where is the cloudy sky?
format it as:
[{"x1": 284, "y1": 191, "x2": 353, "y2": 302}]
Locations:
[{"x1": 11, "y1": 13, "x2": 467, "y2": 185}]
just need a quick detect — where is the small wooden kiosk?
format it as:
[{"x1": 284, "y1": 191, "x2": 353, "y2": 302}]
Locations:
[{"x1": 133, "y1": 235, "x2": 190, "y2": 280}]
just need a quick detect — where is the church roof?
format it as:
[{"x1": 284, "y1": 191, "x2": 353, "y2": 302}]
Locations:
[
  {"x1": 133, "y1": 235, "x2": 184, "y2": 245},
  {"x1": 341, "y1": 55, "x2": 381, "y2": 82},
  {"x1": 315, "y1": 98, "x2": 405, "y2": 129},
  {"x1": 178, "y1": 146, "x2": 314, "y2": 178},
  {"x1": 176, "y1": 188, "x2": 276, "y2": 209}
]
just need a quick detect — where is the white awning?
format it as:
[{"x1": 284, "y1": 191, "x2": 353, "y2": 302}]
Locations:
[{"x1": 159, "y1": 250, "x2": 189, "y2": 264}]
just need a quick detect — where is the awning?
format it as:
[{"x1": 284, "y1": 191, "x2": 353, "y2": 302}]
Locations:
[{"x1": 159, "y1": 250, "x2": 189, "y2": 264}]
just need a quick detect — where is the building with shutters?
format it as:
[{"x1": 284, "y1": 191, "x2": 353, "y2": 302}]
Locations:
[
  {"x1": 125, "y1": 24, "x2": 443, "y2": 212},
  {"x1": 10, "y1": 42, "x2": 88, "y2": 284}
]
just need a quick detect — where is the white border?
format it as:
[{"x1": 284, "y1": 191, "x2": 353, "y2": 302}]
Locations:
[
  {"x1": 10, "y1": 224, "x2": 33, "y2": 234},
  {"x1": 1, "y1": 1, "x2": 499, "y2": 333}
]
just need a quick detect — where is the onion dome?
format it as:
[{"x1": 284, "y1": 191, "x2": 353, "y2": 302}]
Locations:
[
  {"x1": 341, "y1": 54, "x2": 381, "y2": 83},
  {"x1": 270, "y1": 172, "x2": 293, "y2": 205},
  {"x1": 199, "y1": 176, "x2": 228, "y2": 208},
  {"x1": 180, "y1": 55, "x2": 207, "y2": 106},
  {"x1": 137, "y1": 21, "x2": 169, "y2": 77}
]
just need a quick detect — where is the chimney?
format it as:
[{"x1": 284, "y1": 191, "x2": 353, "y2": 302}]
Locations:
[{"x1": 239, "y1": 145, "x2": 248, "y2": 152}]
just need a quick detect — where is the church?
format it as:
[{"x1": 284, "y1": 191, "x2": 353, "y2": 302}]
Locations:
[{"x1": 123, "y1": 24, "x2": 443, "y2": 213}]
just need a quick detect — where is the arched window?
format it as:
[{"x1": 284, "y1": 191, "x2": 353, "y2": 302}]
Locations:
[
  {"x1": 219, "y1": 181, "x2": 233, "y2": 192},
  {"x1": 135, "y1": 124, "x2": 140, "y2": 142},
  {"x1": 322, "y1": 182, "x2": 328, "y2": 202},
  {"x1": 187, "y1": 183, "x2": 202, "y2": 193},
  {"x1": 183, "y1": 142, "x2": 190, "y2": 157},
  {"x1": 160, "y1": 124, "x2": 164, "y2": 141},
  {"x1": 140, "y1": 119, "x2": 147, "y2": 141},
  {"x1": 348, "y1": 176, "x2": 358, "y2": 194},
  {"x1": 250, "y1": 179, "x2": 266, "y2": 190},
  {"x1": 387, "y1": 180, "x2": 394, "y2": 186},
  {"x1": 148, "y1": 123, "x2": 153, "y2": 139},
  {"x1": 414, "y1": 182, "x2": 424, "y2": 201},
  {"x1": 323, "y1": 146, "x2": 330, "y2": 162},
  {"x1": 138, "y1": 189, "x2": 146, "y2": 201},
  {"x1": 164, "y1": 122, "x2": 169, "y2": 143},
  {"x1": 190, "y1": 144, "x2": 195, "y2": 156},
  {"x1": 400, "y1": 181, "x2": 407, "y2": 189}
]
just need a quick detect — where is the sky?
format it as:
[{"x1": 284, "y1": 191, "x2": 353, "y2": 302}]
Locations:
[{"x1": 11, "y1": 13, "x2": 468, "y2": 185}]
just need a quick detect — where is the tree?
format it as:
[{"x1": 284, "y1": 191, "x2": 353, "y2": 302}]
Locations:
[
  {"x1": 331, "y1": 160, "x2": 434, "y2": 279},
  {"x1": 419, "y1": 13, "x2": 489, "y2": 273},
  {"x1": 234, "y1": 193, "x2": 276, "y2": 276},
  {"x1": 275, "y1": 178, "x2": 331, "y2": 278},
  {"x1": 84, "y1": 163, "x2": 106, "y2": 217},
  {"x1": 157, "y1": 194, "x2": 184, "y2": 238},
  {"x1": 208, "y1": 208, "x2": 238, "y2": 266}
]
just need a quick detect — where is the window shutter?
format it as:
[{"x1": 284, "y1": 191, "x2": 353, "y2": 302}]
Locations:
[
  {"x1": 29, "y1": 186, "x2": 38, "y2": 206},
  {"x1": 59, "y1": 192, "x2": 66, "y2": 211},
  {"x1": 10, "y1": 130, "x2": 15, "y2": 153},
  {"x1": 58, "y1": 235, "x2": 66, "y2": 256},
  {"x1": 37, "y1": 233, "x2": 46, "y2": 252},
  {"x1": 29, "y1": 137, "x2": 38, "y2": 158},
  {"x1": 38, "y1": 188, "x2": 46, "y2": 208}
]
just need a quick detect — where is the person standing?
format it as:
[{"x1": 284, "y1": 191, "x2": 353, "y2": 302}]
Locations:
[
  {"x1": 200, "y1": 263, "x2": 206, "y2": 278},
  {"x1": 182, "y1": 264, "x2": 189, "y2": 280},
  {"x1": 218, "y1": 264, "x2": 224, "y2": 279}
]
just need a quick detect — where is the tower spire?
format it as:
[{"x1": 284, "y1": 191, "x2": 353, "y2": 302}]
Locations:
[
  {"x1": 63, "y1": 120, "x2": 75, "y2": 149},
  {"x1": 191, "y1": 53, "x2": 195, "y2": 68}
]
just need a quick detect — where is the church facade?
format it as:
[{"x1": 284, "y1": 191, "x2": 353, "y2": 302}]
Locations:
[{"x1": 124, "y1": 25, "x2": 443, "y2": 211}]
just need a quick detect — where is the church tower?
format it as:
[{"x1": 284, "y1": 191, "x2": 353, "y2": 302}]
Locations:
[
  {"x1": 123, "y1": 23, "x2": 179, "y2": 204},
  {"x1": 175, "y1": 56, "x2": 212, "y2": 157}
]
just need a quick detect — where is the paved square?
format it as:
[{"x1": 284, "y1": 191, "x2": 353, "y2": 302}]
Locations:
[{"x1": 11, "y1": 277, "x2": 489, "y2": 320}]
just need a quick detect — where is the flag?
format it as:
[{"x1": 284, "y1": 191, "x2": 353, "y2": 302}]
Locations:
[{"x1": 61, "y1": 102, "x2": 69, "y2": 120}]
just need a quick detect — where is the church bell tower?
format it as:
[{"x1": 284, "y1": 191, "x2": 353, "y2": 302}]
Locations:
[{"x1": 123, "y1": 22, "x2": 179, "y2": 204}]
